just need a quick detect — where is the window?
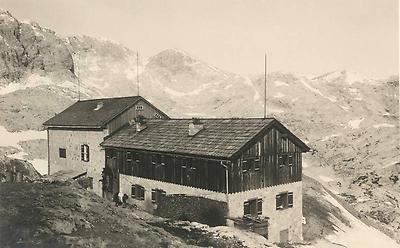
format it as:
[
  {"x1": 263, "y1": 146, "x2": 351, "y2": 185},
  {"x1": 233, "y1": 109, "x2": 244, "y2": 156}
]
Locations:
[
  {"x1": 154, "y1": 113, "x2": 162, "y2": 119},
  {"x1": 59, "y1": 148, "x2": 66, "y2": 158},
  {"x1": 242, "y1": 159, "x2": 248, "y2": 172},
  {"x1": 242, "y1": 141, "x2": 262, "y2": 172},
  {"x1": 276, "y1": 192, "x2": 293, "y2": 210},
  {"x1": 127, "y1": 152, "x2": 133, "y2": 162},
  {"x1": 126, "y1": 151, "x2": 134, "y2": 175},
  {"x1": 131, "y1": 184, "x2": 145, "y2": 200},
  {"x1": 151, "y1": 188, "x2": 166, "y2": 204},
  {"x1": 81, "y1": 144, "x2": 89, "y2": 162},
  {"x1": 255, "y1": 141, "x2": 261, "y2": 157},
  {"x1": 135, "y1": 105, "x2": 144, "y2": 110},
  {"x1": 254, "y1": 158, "x2": 261, "y2": 171},
  {"x1": 288, "y1": 154, "x2": 294, "y2": 178},
  {"x1": 244, "y1": 198, "x2": 263, "y2": 216},
  {"x1": 278, "y1": 155, "x2": 288, "y2": 168},
  {"x1": 281, "y1": 136, "x2": 288, "y2": 152}
]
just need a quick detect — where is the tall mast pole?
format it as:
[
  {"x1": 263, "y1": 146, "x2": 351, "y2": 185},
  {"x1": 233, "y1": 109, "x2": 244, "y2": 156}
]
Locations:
[
  {"x1": 264, "y1": 52, "x2": 267, "y2": 118},
  {"x1": 137, "y1": 51, "x2": 140, "y2": 96},
  {"x1": 75, "y1": 54, "x2": 81, "y2": 101}
]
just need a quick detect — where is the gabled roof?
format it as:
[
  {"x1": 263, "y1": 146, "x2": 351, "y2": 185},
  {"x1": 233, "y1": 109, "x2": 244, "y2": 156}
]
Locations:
[
  {"x1": 43, "y1": 96, "x2": 168, "y2": 128},
  {"x1": 100, "y1": 118, "x2": 310, "y2": 159}
]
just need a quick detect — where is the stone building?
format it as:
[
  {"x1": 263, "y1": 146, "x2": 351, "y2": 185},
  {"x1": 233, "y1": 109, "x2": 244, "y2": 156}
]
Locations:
[
  {"x1": 43, "y1": 96, "x2": 169, "y2": 195},
  {"x1": 101, "y1": 117, "x2": 309, "y2": 242}
]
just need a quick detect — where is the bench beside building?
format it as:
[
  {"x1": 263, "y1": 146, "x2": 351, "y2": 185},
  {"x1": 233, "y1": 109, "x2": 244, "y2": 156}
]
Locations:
[
  {"x1": 100, "y1": 117, "x2": 310, "y2": 242},
  {"x1": 43, "y1": 96, "x2": 169, "y2": 195}
]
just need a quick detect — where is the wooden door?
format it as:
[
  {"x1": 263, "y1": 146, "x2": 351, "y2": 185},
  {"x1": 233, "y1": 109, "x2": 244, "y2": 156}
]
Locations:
[{"x1": 279, "y1": 229, "x2": 289, "y2": 242}]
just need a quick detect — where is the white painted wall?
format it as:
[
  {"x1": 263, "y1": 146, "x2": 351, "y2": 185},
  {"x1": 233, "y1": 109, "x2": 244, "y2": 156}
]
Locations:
[
  {"x1": 48, "y1": 129, "x2": 108, "y2": 195},
  {"x1": 119, "y1": 173, "x2": 302, "y2": 243},
  {"x1": 227, "y1": 181, "x2": 303, "y2": 242}
]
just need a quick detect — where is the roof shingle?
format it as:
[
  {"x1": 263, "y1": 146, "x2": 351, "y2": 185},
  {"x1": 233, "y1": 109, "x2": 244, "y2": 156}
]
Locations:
[
  {"x1": 101, "y1": 118, "x2": 276, "y2": 158},
  {"x1": 43, "y1": 96, "x2": 142, "y2": 127}
]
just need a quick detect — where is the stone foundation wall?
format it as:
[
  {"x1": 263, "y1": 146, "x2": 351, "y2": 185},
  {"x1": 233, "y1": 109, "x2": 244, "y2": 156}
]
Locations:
[{"x1": 119, "y1": 175, "x2": 227, "y2": 213}]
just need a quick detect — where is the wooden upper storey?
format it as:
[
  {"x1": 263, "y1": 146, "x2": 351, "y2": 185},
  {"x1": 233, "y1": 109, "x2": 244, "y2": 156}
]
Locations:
[{"x1": 103, "y1": 118, "x2": 310, "y2": 193}]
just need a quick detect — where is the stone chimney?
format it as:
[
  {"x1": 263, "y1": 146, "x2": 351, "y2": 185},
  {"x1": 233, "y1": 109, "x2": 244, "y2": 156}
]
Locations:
[
  {"x1": 135, "y1": 115, "x2": 147, "y2": 132},
  {"x1": 188, "y1": 118, "x2": 203, "y2": 136},
  {"x1": 94, "y1": 101, "x2": 104, "y2": 111}
]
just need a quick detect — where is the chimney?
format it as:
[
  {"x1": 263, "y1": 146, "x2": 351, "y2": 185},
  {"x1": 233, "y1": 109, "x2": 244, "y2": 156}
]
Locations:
[
  {"x1": 135, "y1": 115, "x2": 147, "y2": 132},
  {"x1": 189, "y1": 118, "x2": 203, "y2": 136},
  {"x1": 94, "y1": 101, "x2": 104, "y2": 111}
]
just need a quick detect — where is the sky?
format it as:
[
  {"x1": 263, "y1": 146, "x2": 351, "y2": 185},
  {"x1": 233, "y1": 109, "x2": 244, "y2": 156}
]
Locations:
[{"x1": 1, "y1": 0, "x2": 398, "y2": 78}]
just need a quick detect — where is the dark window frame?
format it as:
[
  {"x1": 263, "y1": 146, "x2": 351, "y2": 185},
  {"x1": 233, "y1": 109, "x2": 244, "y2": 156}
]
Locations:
[
  {"x1": 131, "y1": 184, "x2": 145, "y2": 200},
  {"x1": 59, "y1": 148, "x2": 66, "y2": 158},
  {"x1": 244, "y1": 198, "x2": 263, "y2": 216},
  {"x1": 276, "y1": 192, "x2": 294, "y2": 210},
  {"x1": 151, "y1": 188, "x2": 166, "y2": 204},
  {"x1": 81, "y1": 144, "x2": 90, "y2": 162}
]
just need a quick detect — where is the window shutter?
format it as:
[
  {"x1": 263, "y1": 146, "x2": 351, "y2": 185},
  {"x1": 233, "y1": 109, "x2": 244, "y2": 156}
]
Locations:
[
  {"x1": 242, "y1": 160, "x2": 248, "y2": 171},
  {"x1": 257, "y1": 199, "x2": 263, "y2": 215},
  {"x1": 276, "y1": 194, "x2": 282, "y2": 210},
  {"x1": 131, "y1": 185, "x2": 136, "y2": 198},
  {"x1": 244, "y1": 201, "x2": 250, "y2": 215},
  {"x1": 81, "y1": 145, "x2": 84, "y2": 161},
  {"x1": 288, "y1": 192, "x2": 293, "y2": 208},
  {"x1": 254, "y1": 158, "x2": 260, "y2": 171},
  {"x1": 86, "y1": 145, "x2": 89, "y2": 162},
  {"x1": 139, "y1": 186, "x2": 145, "y2": 200},
  {"x1": 151, "y1": 189, "x2": 156, "y2": 203}
]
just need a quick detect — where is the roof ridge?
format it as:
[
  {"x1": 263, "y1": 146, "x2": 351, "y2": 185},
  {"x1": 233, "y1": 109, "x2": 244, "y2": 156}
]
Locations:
[
  {"x1": 77, "y1": 95, "x2": 142, "y2": 102},
  {"x1": 148, "y1": 117, "x2": 276, "y2": 120}
]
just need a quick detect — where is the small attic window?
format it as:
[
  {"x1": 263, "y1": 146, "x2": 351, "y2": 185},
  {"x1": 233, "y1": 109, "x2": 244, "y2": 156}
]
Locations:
[
  {"x1": 94, "y1": 102, "x2": 104, "y2": 111},
  {"x1": 136, "y1": 105, "x2": 144, "y2": 111}
]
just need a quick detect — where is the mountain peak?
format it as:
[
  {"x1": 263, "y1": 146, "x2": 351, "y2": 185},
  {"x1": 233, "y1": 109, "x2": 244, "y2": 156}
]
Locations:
[
  {"x1": 0, "y1": 9, "x2": 17, "y2": 23},
  {"x1": 147, "y1": 48, "x2": 198, "y2": 71},
  {"x1": 154, "y1": 48, "x2": 195, "y2": 60}
]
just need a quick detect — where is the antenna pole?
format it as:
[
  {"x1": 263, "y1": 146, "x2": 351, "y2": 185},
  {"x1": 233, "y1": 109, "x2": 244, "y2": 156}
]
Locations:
[
  {"x1": 78, "y1": 77, "x2": 80, "y2": 101},
  {"x1": 264, "y1": 52, "x2": 267, "y2": 118},
  {"x1": 75, "y1": 55, "x2": 81, "y2": 101},
  {"x1": 137, "y1": 51, "x2": 140, "y2": 96}
]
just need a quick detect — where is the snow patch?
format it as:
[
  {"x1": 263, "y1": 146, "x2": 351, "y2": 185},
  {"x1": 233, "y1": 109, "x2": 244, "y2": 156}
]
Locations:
[
  {"x1": 339, "y1": 105, "x2": 350, "y2": 111},
  {"x1": 209, "y1": 226, "x2": 270, "y2": 248},
  {"x1": 8, "y1": 151, "x2": 48, "y2": 175},
  {"x1": 224, "y1": 84, "x2": 233, "y2": 90},
  {"x1": 323, "y1": 193, "x2": 399, "y2": 248},
  {"x1": 0, "y1": 126, "x2": 47, "y2": 175},
  {"x1": 274, "y1": 80, "x2": 289, "y2": 87},
  {"x1": 348, "y1": 118, "x2": 364, "y2": 129},
  {"x1": 0, "y1": 126, "x2": 46, "y2": 147},
  {"x1": 300, "y1": 79, "x2": 337, "y2": 102},
  {"x1": 321, "y1": 133, "x2": 341, "y2": 142},
  {"x1": 0, "y1": 83, "x2": 26, "y2": 95},
  {"x1": 319, "y1": 175, "x2": 334, "y2": 182},
  {"x1": 273, "y1": 92, "x2": 285, "y2": 98},
  {"x1": 373, "y1": 123, "x2": 395, "y2": 128},
  {"x1": 243, "y1": 77, "x2": 260, "y2": 102}
]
